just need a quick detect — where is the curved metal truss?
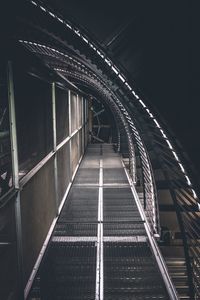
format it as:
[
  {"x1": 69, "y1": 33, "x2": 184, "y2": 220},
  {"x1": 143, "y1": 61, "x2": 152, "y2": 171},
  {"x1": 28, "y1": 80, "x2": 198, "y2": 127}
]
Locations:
[{"x1": 10, "y1": 0, "x2": 200, "y2": 298}]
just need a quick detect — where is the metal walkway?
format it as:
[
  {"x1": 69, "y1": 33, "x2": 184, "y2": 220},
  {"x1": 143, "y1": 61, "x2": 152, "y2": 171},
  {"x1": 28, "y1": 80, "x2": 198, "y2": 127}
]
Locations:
[{"x1": 28, "y1": 144, "x2": 176, "y2": 300}]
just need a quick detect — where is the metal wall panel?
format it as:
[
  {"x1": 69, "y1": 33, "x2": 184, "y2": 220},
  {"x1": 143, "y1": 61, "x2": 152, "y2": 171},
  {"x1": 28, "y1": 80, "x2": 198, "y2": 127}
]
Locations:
[
  {"x1": 70, "y1": 133, "x2": 79, "y2": 175},
  {"x1": 14, "y1": 71, "x2": 53, "y2": 175},
  {"x1": 0, "y1": 197, "x2": 19, "y2": 300},
  {"x1": 57, "y1": 142, "x2": 70, "y2": 204},
  {"x1": 71, "y1": 93, "x2": 77, "y2": 133},
  {"x1": 20, "y1": 157, "x2": 56, "y2": 284},
  {"x1": 55, "y1": 87, "x2": 69, "y2": 145}
]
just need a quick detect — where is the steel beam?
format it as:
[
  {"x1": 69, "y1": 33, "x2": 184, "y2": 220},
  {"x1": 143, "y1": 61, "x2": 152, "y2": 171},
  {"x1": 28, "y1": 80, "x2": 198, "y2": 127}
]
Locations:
[
  {"x1": 52, "y1": 82, "x2": 59, "y2": 214},
  {"x1": 7, "y1": 61, "x2": 24, "y2": 299}
]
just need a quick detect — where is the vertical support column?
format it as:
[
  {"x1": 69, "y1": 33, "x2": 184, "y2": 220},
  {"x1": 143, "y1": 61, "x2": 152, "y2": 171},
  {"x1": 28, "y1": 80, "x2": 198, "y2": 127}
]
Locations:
[
  {"x1": 52, "y1": 82, "x2": 59, "y2": 214},
  {"x1": 68, "y1": 90, "x2": 72, "y2": 179},
  {"x1": 88, "y1": 98, "x2": 93, "y2": 143},
  {"x1": 76, "y1": 94, "x2": 80, "y2": 159},
  {"x1": 82, "y1": 96, "x2": 84, "y2": 154},
  {"x1": 96, "y1": 158, "x2": 104, "y2": 300},
  {"x1": 7, "y1": 61, "x2": 24, "y2": 299}
]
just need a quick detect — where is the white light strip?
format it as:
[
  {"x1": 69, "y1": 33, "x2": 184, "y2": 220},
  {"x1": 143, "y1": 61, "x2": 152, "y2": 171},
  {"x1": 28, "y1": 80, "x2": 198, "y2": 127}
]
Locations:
[
  {"x1": 111, "y1": 66, "x2": 118, "y2": 75},
  {"x1": 166, "y1": 140, "x2": 173, "y2": 150},
  {"x1": 178, "y1": 163, "x2": 185, "y2": 174},
  {"x1": 153, "y1": 119, "x2": 161, "y2": 128},
  {"x1": 31, "y1": 0, "x2": 37, "y2": 5},
  {"x1": 118, "y1": 74, "x2": 125, "y2": 82},
  {"x1": 39, "y1": 5, "x2": 46, "y2": 12},
  {"x1": 172, "y1": 151, "x2": 179, "y2": 162},
  {"x1": 139, "y1": 99, "x2": 146, "y2": 108},
  {"x1": 185, "y1": 175, "x2": 192, "y2": 186}
]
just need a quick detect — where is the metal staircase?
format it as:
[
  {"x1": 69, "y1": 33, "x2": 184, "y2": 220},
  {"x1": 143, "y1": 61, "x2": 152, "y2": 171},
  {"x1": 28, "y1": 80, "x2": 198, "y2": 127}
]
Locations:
[{"x1": 28, "y1": 144, "x2": 178, "y2": 300}]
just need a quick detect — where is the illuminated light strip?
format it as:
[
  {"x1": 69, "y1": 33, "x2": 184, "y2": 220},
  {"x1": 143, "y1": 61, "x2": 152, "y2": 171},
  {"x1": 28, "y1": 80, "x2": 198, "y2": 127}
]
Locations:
[
  {"x1": 118, "y1": 74, "x2": 125, "y2": 83},
  {"x1": 111, "y1": 66, "x2": 119, "y2": 75},
  {"x1": 49, "y1": 11, "x2": 56, "y2": 18},
  {"x1": 178, "y1": 163, "x2": 185, "y2": 174},
  {"x1": 81, "y1": 36, "x2": 88, "y2": 43},
  {"x1": 153, "y1": 119, "x2": 161, "y2": 128},
  {"x1": 185, "y1": 175, "x2": 192, "y2": 186},
  {"x1": 104, "y1": 58, "x2": 111, "y2": 66},
  {"x1": 166, "y1": 140, "x2": 173, "y2": 150},
  {"x1": 39, "y1": 5, "x2": 46, "y2": 12},
  {"x1": 31, "y1": 0, "x2": 37, "y2": 5},
  {"x1": 160, "y1": 129, "x2": 167, "y2": 139},
  {"x1": 125, "y1": 83, "x2": 132, "y2": 91},
  {"x1": 66, "y1": 23, "x2": 72, "y2": 29},
  {"x1": 172, "y1": 151, "x2": 179, "y2": 162},
  {"x1": 75, "y1": 30, "x2": 80, "y2": 36},
  {"x1": 57, "y1": 17, "x2": 64, "y2": 23},
  {"x1": 192, "y1": 189, "x2": 198, "y2": 199}
]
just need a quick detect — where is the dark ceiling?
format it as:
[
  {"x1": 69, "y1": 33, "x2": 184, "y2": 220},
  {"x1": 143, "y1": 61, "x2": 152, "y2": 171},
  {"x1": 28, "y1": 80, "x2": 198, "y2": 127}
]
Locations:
[
  {"x1": 1, "y1": 0, "x2": 199, "y2": 176},
  {"x1": 39, "y1": 0, "x2": 199, "y2": 177}
]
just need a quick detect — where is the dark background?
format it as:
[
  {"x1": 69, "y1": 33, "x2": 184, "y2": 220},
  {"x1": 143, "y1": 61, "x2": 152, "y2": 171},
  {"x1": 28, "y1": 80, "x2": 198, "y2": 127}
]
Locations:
[
  {"x1": 1, "y1": 0, "x2": 199, "y2": 177},
  {"x1": 40, "y1": 0, "x2": 200, "y2": 178}
]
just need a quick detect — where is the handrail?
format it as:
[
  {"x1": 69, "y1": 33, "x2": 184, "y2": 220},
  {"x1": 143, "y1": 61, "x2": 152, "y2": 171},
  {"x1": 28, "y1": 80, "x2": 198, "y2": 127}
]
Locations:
[{"x1": 123, "y1": 161, "x2": 179, "y2": 300}]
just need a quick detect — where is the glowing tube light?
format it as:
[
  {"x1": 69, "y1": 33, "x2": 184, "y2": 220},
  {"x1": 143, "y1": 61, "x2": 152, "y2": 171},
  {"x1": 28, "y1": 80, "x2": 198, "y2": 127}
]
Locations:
[
  {"x1": 166, "y1": 140, "x2": 173, "y2": 150},
  {"x1": 49, "y1": 12, "x2": 56, "y2": 18},
  {"x1": 111, "y1": 66, "x2": 119, "y2": 75},
  {"x1": 40, "y1": 6, "x2": 46, "y2": 12},
  {"x1": 153, "y1": 119, "x2": 161, "y2": 128},
  {"x1": 66, "y1": 23, "x2": 72, "y2": 29},
  {"x1": 125, "y1": 83, "x2": 132, "y2": 91},
  {"x1": 192, "y1": 189, "x2": 198, "y2": 199},
  {"x1": 160, "y1": 129, "x2": 167, "y2": 139},
  {"x1": 57, "y1": 17, "x2": 64, "y2": 23},
  {"x1": 118, "y1": 74, "x2": 125, "y2": 82},
  {"x1": 139, "y1": 99, "x2": 146, "y2": 108},
  {"x1": 82, "y1": 36, "x2": 89, "y2": 43},
  {"x1": 178, "y1": 162, "x2": 185, "y2": 173},
  {"x1": 172, "y1": 151, "x2": 179, "y2": 162},
  {"x1": 31, "y1": 1, "x2": 37, "y2": 5},
  {"x1": 185, "y1": 175, "x2": 192, "y2": 186}
]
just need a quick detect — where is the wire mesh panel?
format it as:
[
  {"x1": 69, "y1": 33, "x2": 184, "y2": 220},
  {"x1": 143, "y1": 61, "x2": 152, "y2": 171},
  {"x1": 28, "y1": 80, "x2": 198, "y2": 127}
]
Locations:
[
  {"x1": 58, "y1": 187, "x2": 98, "y2": 223},
  {"x1": 20, "y1": 157, "x2": 56, "y2": 284},
  {"x1": 54, "y1": 223, "x2": 97, "y2": 237},
  {"x1": 103, "y1": 187, "x2": 141, "y2": 222},
  {"x1": 103, "y1": 169, "x2": 128, "y2": 185},
  {"x1": 104, "y1": 242, "x2": 168, "y2": 300},
  {"x1": 29, "y1": 242, "x2": 96, "y2": 300}
]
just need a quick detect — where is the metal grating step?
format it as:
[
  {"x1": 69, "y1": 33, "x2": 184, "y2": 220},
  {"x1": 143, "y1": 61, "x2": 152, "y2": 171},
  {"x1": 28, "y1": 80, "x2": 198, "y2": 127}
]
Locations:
[
  {"x1": 104, "y1": 242, "x2": 168, "y2": 300},
  {"x1": 104, "y1": 222, "x2": 146, "y2": 236},
  {"x1": 73, "y1": 169, "x2": 99, "y2": 184},
  {"x1": 28, "y1": 243, "x2": 96, "y2": 300}
]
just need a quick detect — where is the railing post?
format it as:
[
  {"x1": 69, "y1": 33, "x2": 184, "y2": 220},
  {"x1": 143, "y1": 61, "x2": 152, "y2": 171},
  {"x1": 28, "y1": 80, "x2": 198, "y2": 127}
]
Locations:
[
  {"x1": 7, "y1": 61, "x2": 24, "y2": 299},
  {"x1": 52, "y1": 82, "x2": 59, "y2": 214}
]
